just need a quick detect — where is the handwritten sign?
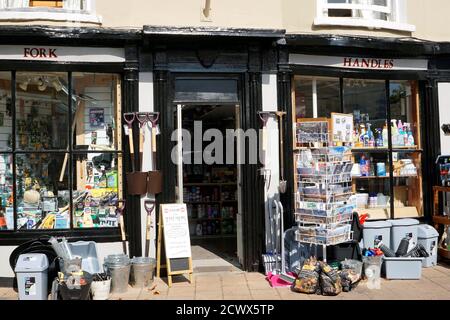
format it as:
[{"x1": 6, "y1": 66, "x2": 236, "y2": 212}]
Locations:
[{"x1": 161, "y1": 204, "x2": 192, "y2": 259}]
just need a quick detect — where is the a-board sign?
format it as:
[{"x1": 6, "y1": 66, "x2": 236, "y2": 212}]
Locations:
[
  {"x1": 156, "y1": 203, "x2": 193, "y2": 287},
  {"x1": 331, "y1": 113, "x2": 354, "y2": 143}
]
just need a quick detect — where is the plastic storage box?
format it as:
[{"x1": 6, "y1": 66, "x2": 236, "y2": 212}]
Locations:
[
  {"x1": 363, "y1": 220, "x2": 392, "y2": 249},
  {"x1": 382, "y1": 257, "x2": 423, "y2": 279},
  {"x1": 417, "y1": 224, "x2": 439, "y2": 267},
  {"x1": 388, "y1": 219, "x2": 419, "y2": 252},
  {"x1": 68, "y1": 241, "x2": 101, "y2": 274},
  {"x1": 15, "y1": 253, "x2": 49, "y2": 300}
]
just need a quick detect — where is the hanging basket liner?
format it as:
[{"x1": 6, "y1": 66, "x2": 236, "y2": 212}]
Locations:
[
  {"x1": 126, "y1": 172, "x2": 148, "y2": 195},
  {"x1": 147, "y1": 171, "x2": 162, "y2": 194}
]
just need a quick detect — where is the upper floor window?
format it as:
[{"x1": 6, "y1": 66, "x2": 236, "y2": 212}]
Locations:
[
  {"x1": 315, "y1": 0, "x2": 415, "y2": 32},
  {"x1": 0, "y1": 0, "x2": 101, "y2": 23}
]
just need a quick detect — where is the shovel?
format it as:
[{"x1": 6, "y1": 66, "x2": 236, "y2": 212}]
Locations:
[
  {"x1": 136, "y1": 112, "x2": 150, "y2": 171},
  {"x1": 123, "y1": 113, "x2": 136, "y2": 172},
  {"x1": 144, "y1": 200, "x2": 156, "y2": 257},
  {"x1": 115, "y1": 200, "x2": 127, "y2": 255},
  {"x1": 277, "y1": 112, "x2": 287, "y2": 194}
]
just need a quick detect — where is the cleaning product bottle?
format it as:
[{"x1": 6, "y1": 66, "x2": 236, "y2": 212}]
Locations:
[
  {"x1": 382, "y1": 122, "x2": 389, "y2": 147},
  {"x1": 369, "y1": 157, "x2": 375, "y2": 176},
  {"x1": 367, "y1": 123, "x2": 375, "y2": 147},
  {"x1": 391, "y1": 120, "x2": 398, "y2": 147},
  {"x1": 397, "y1": 120, "x2": 404, "y2": 146},
  {"x1": 375, "y1": 128, "x2": 383, "y2": 147},
  {"x1": 360, "y1": 155, "x2": 368, "y2": 176},
  {"x1": 359, "y1": 124, "x2": 367, "y2": 147},
  {"x1": 403, "y1": 123, "x2": 409, "y2": 146},
  {"x1": 407, "y1": 123, "x2": 415, "y2": 147}
]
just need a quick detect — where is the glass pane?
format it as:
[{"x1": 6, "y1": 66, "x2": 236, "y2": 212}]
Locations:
[
  {"x1": 72, "y1": 73, "x2": 121, "y2": 151},
  {"x1": 390, "y1": 81, "x2": 422, "y2": 218},
  {"x1": 16, "y1": 153, "x2": 70, "y2": 230},
  {"x1": 0, "y1": 154, "x2": 13, "y2": 230},
  {"x1": 0, "y1": 72, "x2": 12, "y2": 151},
  {"x1": 294, "y1": 76, "x2": 341, "y2": 120},
  {"x1": 72, "y1": 153, "x2": 121, "y2": 229},
  {"x1": 344, "y1": 79, "x2": 387, "y2": 148},
  {"x1": 16, "y1": 72, "x2": 68, "y2": 150}
]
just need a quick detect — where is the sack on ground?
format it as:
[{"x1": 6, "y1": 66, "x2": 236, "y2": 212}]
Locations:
[
  {"x1": 319, "y1": 262, "x2": 342, "y2": 296},
  {"x1": 292, "y1": 257, "x2": 320, "y2": 294}
]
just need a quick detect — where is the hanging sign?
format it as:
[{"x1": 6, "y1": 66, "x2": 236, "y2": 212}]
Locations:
[
  {"x1": 289, "y1": 54, "x2": 428, "y2": 71},
  {"x1": 0, "y1": 45, "x2": 125, "y2": 63}
]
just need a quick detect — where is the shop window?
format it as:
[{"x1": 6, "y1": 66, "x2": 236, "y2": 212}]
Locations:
[
  {"x1": 0, "y1": 71, "x2": 122, "y2": 233},
  {"x1": 315, "y1": 0, "x2": 415, "y2": 32},
  {"x1": 292, "y1": 77, "x2": 423, "y2": 220},
  {"x1": 294, "y1": 76, "x2": 341, "y2": 119}
]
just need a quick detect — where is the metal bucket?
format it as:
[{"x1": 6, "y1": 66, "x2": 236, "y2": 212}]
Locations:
[
  {"x1": 130, "y1": 257, "x2": 156, "y2": 287},
  {"x1": 104, "y1": 254, "x2": 131, "y2": 294}
]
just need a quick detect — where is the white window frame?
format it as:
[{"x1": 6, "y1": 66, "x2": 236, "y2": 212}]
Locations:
[
  {"x1": 0, "y1": 0, "x2": 101, "y2": 24},
  {"x1": 314, "y1": 0, "x2": 415, "y2": 32}
]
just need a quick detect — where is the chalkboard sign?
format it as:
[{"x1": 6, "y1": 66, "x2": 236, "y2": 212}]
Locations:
[{"x1": 156, "y1": 204, "x2": 193, "y2": 287}]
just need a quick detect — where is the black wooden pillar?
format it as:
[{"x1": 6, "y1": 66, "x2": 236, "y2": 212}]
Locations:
[
  {"x1": 123, "y1": 44, "x2": 141, "y2": 257},
  {"x1": 241, "y1": 45, "x2": 265, "y2": 272}
]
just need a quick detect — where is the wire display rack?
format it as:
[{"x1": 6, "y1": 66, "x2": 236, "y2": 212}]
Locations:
[{"x1": 294, "y1": 119, "x2": 354, "y2": 261}]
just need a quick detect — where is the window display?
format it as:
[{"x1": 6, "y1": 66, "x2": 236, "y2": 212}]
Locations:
[
  {"x1": 293, "y1": 76, "x2": 423, "y2": 219},
  {"x1": 0, "y1": 71, "x2": 122, "y2": 232}
]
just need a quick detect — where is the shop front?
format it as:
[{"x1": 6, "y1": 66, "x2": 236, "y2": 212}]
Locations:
[{"x1": 0, "y1": 28, "x2": 141, "y2": 281}]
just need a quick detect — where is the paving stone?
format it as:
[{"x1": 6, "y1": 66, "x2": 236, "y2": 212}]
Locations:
[{"x1": 222, "y1": 295, "x2": 253, "y2": 300}]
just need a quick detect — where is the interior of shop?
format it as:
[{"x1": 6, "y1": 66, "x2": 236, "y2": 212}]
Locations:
[{"x1": 176, "y1": 104, "x2": 240, "y2": 270}]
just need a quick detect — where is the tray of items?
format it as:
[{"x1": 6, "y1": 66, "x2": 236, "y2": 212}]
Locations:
[
  {"x1": 295, "y1": 225, "x2": 353, "y2": 245},
  {"x1": 295, "y1": 202, "x2": 355, "y2": 225},
  {"x1": 296, "y1": 121, "x2": 329, "y2": 144},
  {"x1": 297, "y1": 183, "x2": 353, "y2": 198}
]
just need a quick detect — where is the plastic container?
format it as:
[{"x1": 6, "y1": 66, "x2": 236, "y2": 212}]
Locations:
[
  {"x1": 91, "y1": 279, "x2": 111, "y2": 300},
  {"x1": 130, "y1": 257, "x2": 156, "y2": 287},
  {"x1": 382, "y1": 257, "x2": 423, "y2": 279},
  {"x1": 363, "y1": 256, "x2": 382, "y2": 289},
  {"x1": 104, "y1": 254, "x2": 131, "y2": 294},
  {"x1": 59, "y1": 272, "x2": 93, "y2": 300},
  {"x1": 15, "y1": 253, "x2": 49, "y2": 300},
  {"x1": 388, "y1": 219, "x2": 419, "y2": 252},
  {"x1": 363, "y1": 220, "x2": 392, "y2": 249},
  {"x1": 417, "y1": 224, "x2": 439, "y2": 267},
  {"x1": 68, "y1": 241, "x2": 101, "y2": 274}
]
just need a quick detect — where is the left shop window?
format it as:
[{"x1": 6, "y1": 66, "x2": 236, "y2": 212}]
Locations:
[{"x1": 16, "y1": 153, "x2": 69, "y2": 230}]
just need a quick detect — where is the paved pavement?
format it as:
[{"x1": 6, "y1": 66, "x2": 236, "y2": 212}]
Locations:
[{"x1": 1, "y1": 263, "x2": 449, "y2": 300}]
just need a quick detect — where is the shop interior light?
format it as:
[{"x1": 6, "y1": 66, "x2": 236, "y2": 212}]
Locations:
[
  {"x1": 37, "y1": 77, "x2": 48, "y2": 91},
  {"x1": 19, "y1": 79, "x2": 30, "y2": 91}
]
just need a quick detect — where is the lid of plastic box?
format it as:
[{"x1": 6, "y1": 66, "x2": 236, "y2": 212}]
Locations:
[
  {"x1": 363, "y1": 220, "x2": 392, "y2": 229},
  {"x1": 387, "y1": 219, "x2": 420, "y2": 227},
  {"x1": 14, "y1": 253, "x2": 49, "y2": 272},
  {"x1": 417, "y1": 224, "x2": 439, "y2": 239}
]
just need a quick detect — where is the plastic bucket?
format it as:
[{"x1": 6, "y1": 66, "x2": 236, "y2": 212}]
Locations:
[
  {"x1": 126, "y1": 172, "x2": 148, "y2": 195},
  {"x1": 363, "y1": 256, "x2": 382, "y2": 290},
  {"x1": 91, "y1": 279, "x2": 111, "y2": 300},
  {"x1": 58, "y1": 272, "x2": 93, "y2": 300},
  {"x1": 130, "y1": 257, "x2": 156, "y2": 287}
]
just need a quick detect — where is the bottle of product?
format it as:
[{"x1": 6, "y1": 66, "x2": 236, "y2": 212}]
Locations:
[
  {"x1": 353, "y1": 128, "x2": 360, "y2": 147},
  {"x1": 391, "y1": 120, "x2": 398, "y2": 146},
  {"x1": 369, "y1": 157, "x2": 375, "y2": 176},
  {"x1": 397, "y1": 120, "x2": 404, "y2": 146},
  {"x1": 375, "y1": 129, "x2": 383, "y2": 147},
  {"x1": 359, "y1": 124, "x2": 366, "y2": 146},
  {"x1": 196, "y1": 223, "x2": 203, "y2": 236},
  {"x1": 360, "y1": 155, "x2": 368, "y2": 177},
  {"x1": 407, "y1": 123, "x2": 415, "y2": 146},
  {"x1": 367, "y1": 123, "x2": 375, "y2": 147},
  {"x1": 382, "y1": 122, "x2": 389, "y2": 147}
]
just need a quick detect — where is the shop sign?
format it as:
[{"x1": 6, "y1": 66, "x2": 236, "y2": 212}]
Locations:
[
  {"x1": 289, "y1": 54, "x2": 428, "y2": 71},
  {"x1": 0, "y1": 45, "x2": 125, "y2": 63},
  {"x1": 161, "y1": 204, "x2": 192, "y2": 259}
]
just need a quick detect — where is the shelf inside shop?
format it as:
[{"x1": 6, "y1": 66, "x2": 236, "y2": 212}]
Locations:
[
  {"x1": 432, "y1": 215, "x2": 450, "y2": 226},
  {"x1": 352, "y1": 146, "x2": 421, "y2": 153},
  {"x1": 356, "y1": 206, "x2": 421, "y2": 220}
]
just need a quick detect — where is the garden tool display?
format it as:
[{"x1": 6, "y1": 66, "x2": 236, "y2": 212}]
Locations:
[
  {"x1": 144, "y1": 200, "x2": 155, "y2": 257},
  {"x1": 277, "y1": 111, "x2": 287, "y2": 194},
  {"x1": 115, "y1": 200, "x2": 127, "y2": 255},
  {"x1": 123, "y1": 112, "x2": 136, "y2": 172},
  {"x1": 136, "y1": 112, "x2": 150, "y2": 171},
  {"x1": 257, "y1": 111, "x2": 271, "y2": 153},
  {"x1": 147, "y1": 112, "x2": 162, "y2": 195},
  {"x1": 148, "y1": 112, "x2": 160, "y2": 154}
]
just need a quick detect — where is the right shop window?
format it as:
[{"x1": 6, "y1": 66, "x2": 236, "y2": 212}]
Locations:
[{"x1": 293, "y1": 76, "x2": 422, "y2": 220}]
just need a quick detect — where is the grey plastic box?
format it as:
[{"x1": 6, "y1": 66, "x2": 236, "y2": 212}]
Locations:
[
  {"x1": 363, "y1": 220, "x2": 392, "y2": 249},
  {"x1": 388, "y1": 219, "x2": 419, "y2": 252},
  {"x1": 418, "y1": 224, "x2": 439, "y2": 268},
  {"x1": 67, "y1": 241, "x2": 101, "y2": 274},
  {"x1": 15, "y1": 253, "x2": 48, "y2": 300},
  {"x1": 382, "y1": 257, "x2": 423, "y2": 279}
]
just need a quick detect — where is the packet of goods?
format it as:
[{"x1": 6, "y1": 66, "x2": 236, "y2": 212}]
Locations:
[
  {"x1": 292, "y1": 257, "x2": 320, "y2": 294},
  {"x1": 319, "y1": 262, "x2": 342, "y2": 296}
]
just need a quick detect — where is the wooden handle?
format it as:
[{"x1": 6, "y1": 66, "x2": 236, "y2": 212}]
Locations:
[
  {"x1": 152, "y1": 129, "x2": 157, "y2": 153},
  {"x1": 146, "y1": 214, "x2": 152, "y2": 240},
  {"x1": 119, "y1": 214, "x2": 126, "y2": 241},
  {"x1": 59, "y1": 153, "x2": 68, "y2": 182},
  {"x1": 128, "y1": 128, "x2": 134, "y2": 154}
]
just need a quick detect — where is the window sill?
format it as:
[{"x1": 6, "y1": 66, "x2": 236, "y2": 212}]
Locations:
[
  {"x1": 314, "y1": 16, "x2": 416, "y2": 33},
  {"x1": 0, "y1": 9, "x2": 102, "y2": 24}
]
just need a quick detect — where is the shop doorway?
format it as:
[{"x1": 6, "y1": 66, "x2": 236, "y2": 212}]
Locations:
[{"x1": 174, "y1": 104, "x2": 242, "y2": 272}]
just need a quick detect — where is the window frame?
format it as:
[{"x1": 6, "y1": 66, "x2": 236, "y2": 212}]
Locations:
[
  {"x1": 0, "y1": 0, "x2": 101, "y2": 24},
  {"x1": 314, "y1": 0, "x2": 415, "y2": 32},
  {"x1": 0, "y1": 68, "x2": 124, "y2": 241}
]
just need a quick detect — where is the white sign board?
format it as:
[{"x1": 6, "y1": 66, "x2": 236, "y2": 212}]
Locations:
[
  {"x1": 289, "y1": 54, "x2": 428, "y2": 71},
  {"x1": 161, "y1": 204, "x2": 192, "y2": 259},
  {"x1": 331, "y1": 113, "x2": 354, "y2": 143},
  {"x1": 0, "y1": 45, "x2": 125, "y2": 63}
]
